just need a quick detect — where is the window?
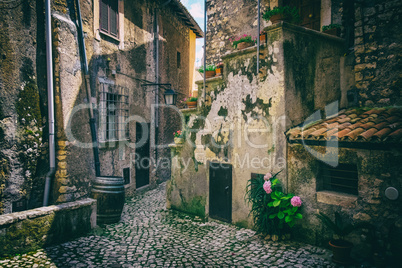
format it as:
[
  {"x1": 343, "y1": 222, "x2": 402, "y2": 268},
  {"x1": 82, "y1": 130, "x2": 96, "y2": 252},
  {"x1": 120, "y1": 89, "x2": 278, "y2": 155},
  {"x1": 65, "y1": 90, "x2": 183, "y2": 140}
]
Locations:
[
  {"x1": 99, "y1": 82, "x2": 129, "y2": 142},
  {"x1": 177, "y1": 51, "x2": 181, "y2": 69},
  {"x1": 100, "y1": 0, "x2": 119, "y2": 37},
  {"x1": 318, "y1": 163, "x2": 358, "y2": 195}
]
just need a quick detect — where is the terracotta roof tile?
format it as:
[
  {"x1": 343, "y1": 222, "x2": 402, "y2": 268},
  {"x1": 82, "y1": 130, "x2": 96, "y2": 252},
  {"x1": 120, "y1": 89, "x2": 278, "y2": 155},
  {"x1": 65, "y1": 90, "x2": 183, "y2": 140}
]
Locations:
[
  {"x1": 372, "y1": 128, "x2": 393, "y2": 140},
  {"x1": 385, "y1": 128, "x2": 402, "y2": 141},
  {"x1": 357, "y1": 128, "x2": 378, "y2": 141},
  {"x1": 287, "y1": 107, "x2": 402, "y2": 144}
]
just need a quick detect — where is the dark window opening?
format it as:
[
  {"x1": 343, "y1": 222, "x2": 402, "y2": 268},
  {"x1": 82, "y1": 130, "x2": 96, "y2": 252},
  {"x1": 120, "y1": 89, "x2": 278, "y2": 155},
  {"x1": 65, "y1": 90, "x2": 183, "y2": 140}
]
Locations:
[
  {"x1": 100, "y1": 0, "x2": 119, "y2": 37},
  {"x1": 177, "y1": 51, "x2": 181, "y2": 69},
  {"x1": 318, "y1": 163, "x2": 358, "y2": 195},
  {"x1": 123, "y1": 167, "x2": 130, "y2": 185}
]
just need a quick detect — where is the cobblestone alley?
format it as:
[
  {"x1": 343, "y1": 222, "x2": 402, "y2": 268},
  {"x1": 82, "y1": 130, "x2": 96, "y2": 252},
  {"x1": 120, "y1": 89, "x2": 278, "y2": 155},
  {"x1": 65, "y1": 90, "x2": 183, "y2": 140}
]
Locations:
[{"x1": 0, "y1": 182, "x2": 357, "y2": 267}]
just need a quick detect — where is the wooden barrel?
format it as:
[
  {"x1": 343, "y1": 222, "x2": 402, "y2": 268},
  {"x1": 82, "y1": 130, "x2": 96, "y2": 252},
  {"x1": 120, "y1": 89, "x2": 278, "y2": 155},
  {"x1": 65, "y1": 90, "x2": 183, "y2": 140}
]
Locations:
[{"x1": 91, "y1": 176, "x2": 125, "y2": 224}]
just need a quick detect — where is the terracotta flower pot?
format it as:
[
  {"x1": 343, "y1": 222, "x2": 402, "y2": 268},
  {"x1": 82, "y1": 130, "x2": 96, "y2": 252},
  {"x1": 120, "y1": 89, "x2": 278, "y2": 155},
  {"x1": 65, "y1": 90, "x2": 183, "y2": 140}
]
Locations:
[
  {"x1": 259, "y1": 33, "x2": 267, "y2": 44},
  {"x1": 205, "y1": 70, "x2": 216, "y2": 78},
  {"x1": 329, "y1": 240, "x2": 353, "y2": 264},
  {"x1": 237, "y1": 41, "x2": 254, "y2": 50},
  {"x1": 186, "y1": 101, "x2": 197, "y2": 109},
  {"x1": 323, "y1": 28, "x2": 340, "y2": 37},
  {"x1": 174, "y1": 137, "x2": 184, "y2": 144},
  {"x1": 216, "y1": 67, "x2": 223, "y2": 76},
  {"x1": 269, "y1": 13, "x2": 291, "y2": 24}
]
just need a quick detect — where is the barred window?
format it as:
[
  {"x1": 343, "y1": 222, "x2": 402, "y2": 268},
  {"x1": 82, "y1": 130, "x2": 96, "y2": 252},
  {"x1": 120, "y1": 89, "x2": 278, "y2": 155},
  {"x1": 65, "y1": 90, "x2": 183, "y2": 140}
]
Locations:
[
  {"x1": 318, "y1": 163, "x2": 358, "y2": 195},
  {"x1": 99, "y1": 82, "x2": 129, "y2": 142}
]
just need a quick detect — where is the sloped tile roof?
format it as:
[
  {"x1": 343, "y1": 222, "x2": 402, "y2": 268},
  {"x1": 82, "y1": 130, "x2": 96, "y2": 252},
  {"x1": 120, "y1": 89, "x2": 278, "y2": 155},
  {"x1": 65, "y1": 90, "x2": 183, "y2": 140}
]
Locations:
[{"x1": 286, "y1": 107, "x2": 402, "y2": 145}]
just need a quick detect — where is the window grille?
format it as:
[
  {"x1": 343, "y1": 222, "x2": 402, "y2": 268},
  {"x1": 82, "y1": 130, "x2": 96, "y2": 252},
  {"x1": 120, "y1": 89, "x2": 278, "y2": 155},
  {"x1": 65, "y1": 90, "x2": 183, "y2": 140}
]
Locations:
[
  {"x1": 319, "y1": 163, "x2": 358, "y2": 195},
  {"x1": 99, "y1": 82, "x2": 129, "y2": 142},
  {"x1": 100, "y1": 0, "x2": 119, "y2": 37}
]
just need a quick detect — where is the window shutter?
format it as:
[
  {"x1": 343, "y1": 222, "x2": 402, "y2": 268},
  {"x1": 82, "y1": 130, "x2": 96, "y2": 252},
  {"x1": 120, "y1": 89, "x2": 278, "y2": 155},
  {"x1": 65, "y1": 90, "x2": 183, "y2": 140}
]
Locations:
[
  {"x1": 100, "y1": 0, "x2": 109, "y2": 32},
  {"x1": 110, "y1": 0, "x2": 119, "y2": 37}
]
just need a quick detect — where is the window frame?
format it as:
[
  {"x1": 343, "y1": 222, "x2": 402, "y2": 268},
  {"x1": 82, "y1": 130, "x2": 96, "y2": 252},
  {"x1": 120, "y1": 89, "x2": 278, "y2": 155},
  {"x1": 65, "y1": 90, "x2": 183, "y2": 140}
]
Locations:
[
  {"x1": 99, "y1": 0, "x2": 119, "y2": 39},
  {"x1": 98, "y1": 82, "x2": 129, "y2": 143}
]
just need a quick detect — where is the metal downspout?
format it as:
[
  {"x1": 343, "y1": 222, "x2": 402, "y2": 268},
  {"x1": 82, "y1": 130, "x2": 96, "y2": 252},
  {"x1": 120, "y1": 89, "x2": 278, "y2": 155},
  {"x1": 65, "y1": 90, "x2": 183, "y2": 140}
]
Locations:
[
  {"x1": 43, "y1": 0, "x2": 55, "y2": 206},
  {"x1": 76, "y1": 0, "x2": 101, "y2": 177},
  {"x1": 203, "y1": 0, "x2": 206, "y2": 100},
  {"x1": 257, "y1": 0, "x2": 261, "y2": 75},
  {"x1": 154, "y1": 0, "x2": 171, "y2": 159}
]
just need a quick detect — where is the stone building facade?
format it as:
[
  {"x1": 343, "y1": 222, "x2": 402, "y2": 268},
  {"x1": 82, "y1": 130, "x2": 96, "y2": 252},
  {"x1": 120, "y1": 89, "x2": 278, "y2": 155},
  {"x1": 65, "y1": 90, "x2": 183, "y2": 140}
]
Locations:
[
  {"x1": 0, "y1": 0, "x2": 202, "y2": 214},
  {"x1": 168, "y1": 0, "x2": 401, "y2": 262}
]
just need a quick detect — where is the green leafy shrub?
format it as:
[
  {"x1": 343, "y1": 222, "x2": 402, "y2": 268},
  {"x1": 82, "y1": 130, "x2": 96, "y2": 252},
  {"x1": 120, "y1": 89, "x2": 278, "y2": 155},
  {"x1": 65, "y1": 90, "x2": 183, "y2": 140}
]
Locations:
[
  {"x1": 262, "y1": 6, "x2": 301, "y2": 24},
  {"x1": 230, "y1": 34, "x2": 257, "y2": 49},
  {"x1": 245, "y1": 172, "x2": 303, "y2": 236},
  {"x1": 198, "y1": 65, "x2": 216, "y2": 73},
  {"x1": 322, "y1": 24, "x2": 341, "y2": 31}
]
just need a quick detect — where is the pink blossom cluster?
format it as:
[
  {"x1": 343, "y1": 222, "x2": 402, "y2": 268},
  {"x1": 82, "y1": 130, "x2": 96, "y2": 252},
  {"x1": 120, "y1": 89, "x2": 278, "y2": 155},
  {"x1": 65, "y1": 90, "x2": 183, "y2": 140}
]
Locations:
[
  {"x1": 264, "y1": 172, "x2": 272, "y2": 181},
  {"x1": 290, "y1": 196, "x2": 302, "y2": 207},
  {"x1": 263, "y1": 180, "x2": 272, "y2": 194},
  {"x1": 173, "y1": 130, "x2": 182, "y2": 138}
]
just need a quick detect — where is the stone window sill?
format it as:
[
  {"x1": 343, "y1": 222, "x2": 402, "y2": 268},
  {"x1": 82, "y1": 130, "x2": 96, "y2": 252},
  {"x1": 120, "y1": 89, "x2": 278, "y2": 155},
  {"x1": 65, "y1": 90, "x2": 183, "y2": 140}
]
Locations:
[{"x1": 317, "y1": 190, "x2": 357, "y2": 206}]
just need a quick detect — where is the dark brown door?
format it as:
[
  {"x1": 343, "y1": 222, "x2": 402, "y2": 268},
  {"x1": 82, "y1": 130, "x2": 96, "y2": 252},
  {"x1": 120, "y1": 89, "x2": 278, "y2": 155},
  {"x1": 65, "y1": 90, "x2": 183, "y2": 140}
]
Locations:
[
  {"x1": 135, "y1": 122, "x2": 150, "y2": 188},
  {"x1": 287, "y1": 0, "x2": 321, "y2": 31},
  {"x1": 209, "y1": 162, "x2": 232, "y2": 222}
]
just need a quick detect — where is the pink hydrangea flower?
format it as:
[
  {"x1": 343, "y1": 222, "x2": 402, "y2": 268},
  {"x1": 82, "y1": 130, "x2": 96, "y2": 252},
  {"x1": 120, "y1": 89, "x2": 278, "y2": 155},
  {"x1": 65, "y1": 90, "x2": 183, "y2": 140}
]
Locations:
[
  {"x1": 291, "y1": 196, "x2": 302, "y2": 207},
  {"x1": 264, "y1": 172, "x2": 273, "y2": 181},
  {"x1": 263, "y1": 180, "x2": 272, "y2": 194}
]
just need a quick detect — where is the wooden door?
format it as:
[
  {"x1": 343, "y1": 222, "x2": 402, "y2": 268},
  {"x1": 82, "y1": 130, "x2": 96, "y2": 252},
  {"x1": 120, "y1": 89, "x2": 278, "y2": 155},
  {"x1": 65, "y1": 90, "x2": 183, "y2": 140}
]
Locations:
[
  {"x1": 209, "y1": 162, "x2": 232, "y2": 222},
  {"x1": 287, "y1": 0, "x2": 321, "y2": 31},
  {"x1": 135, "y1": 122, "x2": 150, "y2": 188}
]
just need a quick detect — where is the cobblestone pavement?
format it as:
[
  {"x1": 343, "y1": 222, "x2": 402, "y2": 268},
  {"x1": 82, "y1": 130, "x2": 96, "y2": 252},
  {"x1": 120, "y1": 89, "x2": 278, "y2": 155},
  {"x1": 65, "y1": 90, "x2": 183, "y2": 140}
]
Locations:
[{"x1": 1, "y1": 182, "x2": 359, "y2": 267}]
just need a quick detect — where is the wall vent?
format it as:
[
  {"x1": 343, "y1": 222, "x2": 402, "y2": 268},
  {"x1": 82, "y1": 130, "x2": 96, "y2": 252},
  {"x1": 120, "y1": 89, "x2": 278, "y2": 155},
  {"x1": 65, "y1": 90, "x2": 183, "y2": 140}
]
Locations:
[{"x1": 319, "y1": 163, "x2": 358, "y2": 195}]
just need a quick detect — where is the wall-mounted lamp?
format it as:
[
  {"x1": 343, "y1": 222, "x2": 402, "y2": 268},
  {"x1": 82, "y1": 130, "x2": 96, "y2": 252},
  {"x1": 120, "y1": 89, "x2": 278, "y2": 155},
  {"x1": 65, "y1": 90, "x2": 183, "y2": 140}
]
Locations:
[{"x1": 141, "y1": 83, "x2": 178, "y2": 106}]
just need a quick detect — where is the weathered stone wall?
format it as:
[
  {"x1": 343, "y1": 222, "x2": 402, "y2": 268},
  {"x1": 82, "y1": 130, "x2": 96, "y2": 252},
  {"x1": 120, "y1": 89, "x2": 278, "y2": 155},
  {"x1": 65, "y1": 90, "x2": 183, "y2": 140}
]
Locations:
[
  {"x1": 0, "y1": 0, "x2": 47, "y2": 214},
  {"x1": 52, "y1": 0, "x2": 194, "y2": 202},
  {"x1": 353, "y1": 0, "x2": 402, "y2": 106},
  {"x1": 0, "y1": 198, "x2": 96, "y2": 258},
  {"x1": 287, "y1": 144, "x2": 402, "y2": 261},
  {"x1": 206, "y1": 0, "x2": 271, "y2": 65},
  {"x1": 168, "y1": 23, "x2": 344, "y2": 227},
  {"x1": 0, "y1": 0, "x2": 197, "y2": 211}
]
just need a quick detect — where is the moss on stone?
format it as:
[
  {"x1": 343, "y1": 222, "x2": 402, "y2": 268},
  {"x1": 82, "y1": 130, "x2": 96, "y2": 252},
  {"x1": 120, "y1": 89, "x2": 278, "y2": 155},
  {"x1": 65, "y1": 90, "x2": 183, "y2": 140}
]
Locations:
[
  {"x1": 217, "y1": 106, "x2": 228, "y2": 118},
  {"x1": 234, "y1": 220, "x2": 249, "y2": 229},
  {"x1": 179, "y1": 195, "x2": 206, "y2": 218},
  {"x1": 0, "y1": 214, "x2": 54, "y2": 258},
  {"x1": 16, "y1": 82, "x2": 42, "y2": 127},
  {"x1": 0, "y1": 153, "x2": 9, "y2": 215},
  {"x1": 241, "y1": 94, "x2": 272, "y2": 121}
]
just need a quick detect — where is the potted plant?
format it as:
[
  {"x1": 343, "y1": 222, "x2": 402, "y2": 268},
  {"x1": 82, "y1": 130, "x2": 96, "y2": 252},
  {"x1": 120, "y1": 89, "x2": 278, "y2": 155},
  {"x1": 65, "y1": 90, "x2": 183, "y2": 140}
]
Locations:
[
  {"x1": 316, "y1": 212, "x2": 372, "y2": 264},
  {"x1": 185, "y1": 96, "x2": 198, "y2": 109},
  {"x1": 173, "y1": 130, "x2": 184, "y2": 144},
  {"x1": 259, "y1": 30, "x2": 267, "y2": 44},
  {"x1": 230, "y1": 34, "x2": 257, "y2": 50},
  {"x1": 322, "y1": 24, "x2": 341, "y2": 37},
  {"x1": 216, "y1": 62, "x2": 224, "y2": 76},
  {"x1": 198, "y1": 65, "x2": 216, "y2": 78},
  {"x1": 262, "y1": 6, "x2": 301, "y2": 24}
]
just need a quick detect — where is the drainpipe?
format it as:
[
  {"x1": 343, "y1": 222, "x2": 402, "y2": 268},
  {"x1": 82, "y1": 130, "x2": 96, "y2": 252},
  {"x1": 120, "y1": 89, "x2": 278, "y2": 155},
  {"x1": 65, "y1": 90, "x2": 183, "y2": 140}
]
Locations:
[
  {"x1": 257, "y1": 0, "x2": 260, "y2": 75},
  {"x1": 43, "y1": 0, "x2": 55, "y2": 206},
  {"x1": 203, "y1": 0, "x2": 206, "y2": 100},
  {"x1": 154, "y1": 0, "x2": 172, "y2": 158},
  {"x1": 76, "y1": 0, "x2": 101, "y2": 177}
]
